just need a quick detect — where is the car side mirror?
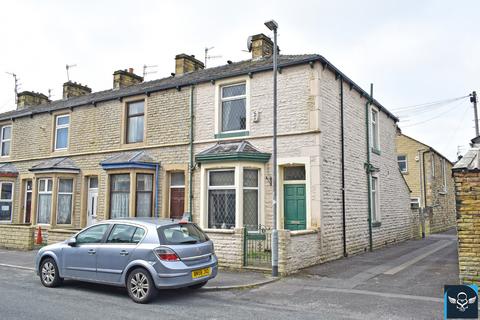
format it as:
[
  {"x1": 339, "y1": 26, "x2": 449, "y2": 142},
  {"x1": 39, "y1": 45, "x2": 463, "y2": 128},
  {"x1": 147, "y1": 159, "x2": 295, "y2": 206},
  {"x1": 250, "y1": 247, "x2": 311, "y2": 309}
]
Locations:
[{"x1": 67, "y1": 237, "x2": 77, "y2": 247}]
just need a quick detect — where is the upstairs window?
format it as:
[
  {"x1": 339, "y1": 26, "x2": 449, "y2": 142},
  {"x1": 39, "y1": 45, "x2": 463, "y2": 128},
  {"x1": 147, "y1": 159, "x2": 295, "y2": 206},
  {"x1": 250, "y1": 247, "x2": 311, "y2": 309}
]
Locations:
[
  {"x1": 397, "y1": 155, "x2": 408, "y2": 173},
  {"x1": 54, "y1": 115, "x2": 70, "y2": 150},
  {"x1": 370, "y1": 109, "x2": 379, "y2": 151},
  {"x1": 126, "y1": 101, "x2": 144, "y2": 143},
  {"x1": 221, "y1": 83, "x2": 246, "y2": 132},
  {"x1": 0, "y1": 125, "x2": 11, "y2": 157}
]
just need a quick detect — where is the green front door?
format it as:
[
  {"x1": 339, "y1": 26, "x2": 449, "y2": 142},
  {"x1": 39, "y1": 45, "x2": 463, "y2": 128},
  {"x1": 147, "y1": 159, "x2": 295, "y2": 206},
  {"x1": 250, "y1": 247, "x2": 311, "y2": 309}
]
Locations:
[{"x1": 284, "y1": 184, "x2": 306, "y2": 230}]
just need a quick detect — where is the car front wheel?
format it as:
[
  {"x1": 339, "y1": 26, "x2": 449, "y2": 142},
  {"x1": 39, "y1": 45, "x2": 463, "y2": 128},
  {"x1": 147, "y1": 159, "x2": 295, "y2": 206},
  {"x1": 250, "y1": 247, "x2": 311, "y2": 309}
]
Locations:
[
  {"x1": 40, "y1": 258, "x2": 62, "y2": 288},
  {"x1": 127, "y1": 268, "x2": 157, "y2": 304}
]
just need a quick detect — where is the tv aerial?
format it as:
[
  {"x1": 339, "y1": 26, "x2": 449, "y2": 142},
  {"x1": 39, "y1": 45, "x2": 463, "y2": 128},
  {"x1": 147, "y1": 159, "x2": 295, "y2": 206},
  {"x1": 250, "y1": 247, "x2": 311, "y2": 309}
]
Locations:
[
  {"x1": 204, "y1": 47, "x2": 222, "y2": 67},
  {"x1": 66, "y1": 64, "x2": 77, "y2": 82}
]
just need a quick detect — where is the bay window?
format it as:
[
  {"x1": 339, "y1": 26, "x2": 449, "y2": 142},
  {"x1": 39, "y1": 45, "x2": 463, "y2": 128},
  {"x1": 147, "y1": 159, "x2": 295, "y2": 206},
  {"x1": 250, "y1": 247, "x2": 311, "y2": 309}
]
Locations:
[
  {"x1": 110, "y1": 174, "x2": 130, "y2": 218},
  {"x1": 208, "y1": 170, "x2": 236, "y2": 229},
  {"x1": 37, "y1": 178, "x2": 53, "y2": 224},
  {"x1": 56, "y1": 178, "x2": 73, "y2": 224},
  {"x1": 136, "y1": 174, "x2": 153, "y2": 217},
  {"x1": 0, "y1": 182, "x2": 13, "y2": 222},
  {"x1": 243, "y1": 169, "x2": 259, "y2": 229}
]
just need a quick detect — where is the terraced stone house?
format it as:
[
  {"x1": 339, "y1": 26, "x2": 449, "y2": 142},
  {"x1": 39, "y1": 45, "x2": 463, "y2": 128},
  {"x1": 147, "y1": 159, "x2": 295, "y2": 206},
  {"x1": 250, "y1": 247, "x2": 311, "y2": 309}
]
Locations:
[
  {"x1": 0, "y1": 33, "x2": 412, "y2": 273},
  {"x1": 395, "y1": 133, "x2": 456, "y2": 234}
]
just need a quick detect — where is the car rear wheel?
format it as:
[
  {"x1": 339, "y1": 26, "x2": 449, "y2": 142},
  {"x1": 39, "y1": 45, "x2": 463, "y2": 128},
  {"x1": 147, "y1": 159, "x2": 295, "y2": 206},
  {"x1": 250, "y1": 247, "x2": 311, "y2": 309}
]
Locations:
[
  {"x1": 127, "y1": 268, "x2": 157, "y2": 304},
  {"x1": 188, "y1": 281, "x2": 208, "y2": 289},
  {"x1": 40, "y1": 258, "x2": 62, "y2": 288}
]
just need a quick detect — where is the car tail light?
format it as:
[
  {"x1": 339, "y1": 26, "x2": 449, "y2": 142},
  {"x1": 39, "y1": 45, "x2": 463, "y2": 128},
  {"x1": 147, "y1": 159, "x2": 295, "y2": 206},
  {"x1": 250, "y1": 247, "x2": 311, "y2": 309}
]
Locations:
[{"x1": 154, "y1": 247, "x2": 180, "y2": 262}]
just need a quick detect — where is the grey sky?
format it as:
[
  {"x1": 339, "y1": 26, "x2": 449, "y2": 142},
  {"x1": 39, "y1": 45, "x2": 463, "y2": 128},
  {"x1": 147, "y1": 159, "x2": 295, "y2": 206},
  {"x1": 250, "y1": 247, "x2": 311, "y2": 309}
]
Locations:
[{"x1": 0, "y1": 0, "x2": 477, "y2": 160}]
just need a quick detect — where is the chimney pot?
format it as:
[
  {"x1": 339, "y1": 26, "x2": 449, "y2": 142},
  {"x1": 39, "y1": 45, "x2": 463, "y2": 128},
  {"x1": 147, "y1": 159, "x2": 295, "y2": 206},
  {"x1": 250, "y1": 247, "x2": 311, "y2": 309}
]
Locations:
[
  {"x1": 16, "y1": 91, "x2": 50, "y2": 110},
  {"x1": 175, "y1": 54, "x2": 205, "y2": 75},
  {"x1": 113, "y1": 69, "x2": 143, "y2": 89}
]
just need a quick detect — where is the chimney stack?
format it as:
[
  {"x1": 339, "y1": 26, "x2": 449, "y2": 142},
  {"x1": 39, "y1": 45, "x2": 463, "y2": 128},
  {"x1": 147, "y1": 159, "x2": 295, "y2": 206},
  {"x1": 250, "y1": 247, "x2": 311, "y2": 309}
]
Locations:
[
  {"x1": 113, "y1": 68, "x2": 143, "y2": 89},
  {"x1": 16, "y1": 91, "x2": 49, "y2": 110},
  {"x1": 175, "y1": 54, "x2": 204, "y2": 75},
  {"x1": 250, "y1": 33, "x2": 274, "y2": 59},
  {"x1": 63, "y1": 81, "x2": 92, "y2": 99}
]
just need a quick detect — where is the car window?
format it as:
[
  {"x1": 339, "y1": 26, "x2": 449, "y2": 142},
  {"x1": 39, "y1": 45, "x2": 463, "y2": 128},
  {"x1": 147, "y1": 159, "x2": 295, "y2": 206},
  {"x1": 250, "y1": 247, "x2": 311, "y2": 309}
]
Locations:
[
  {"x1": 158, "y1": 223, "x2": 208, "y2": 245},
  {"x1": 76, "y1": 224, "x2": 109, "y2": 244},
  {"x1": 106, "y1": 224, "x2": 145, "y2": 244},
  {"x1": 132, "y1": 227, "x2": 146, "y2": 244},
  {"x1": 106, "y1": 224, "x2": 138, "y2": 244}
]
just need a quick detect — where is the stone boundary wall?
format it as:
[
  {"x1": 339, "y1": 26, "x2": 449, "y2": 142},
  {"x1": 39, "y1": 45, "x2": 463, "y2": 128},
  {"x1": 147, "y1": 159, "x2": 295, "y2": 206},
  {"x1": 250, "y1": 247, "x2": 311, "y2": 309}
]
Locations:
[
  {"x1": 0, "y1": 225, "x2": 35, "y2": 250},
  {"x1": 278, "y1": 229, "x2": 321, "y2": 275},
  {"x1": 454, "y1": 171, "x2": 480, "y2": 285},
  {"x1": 205, "y1": 228, "x2": 244, "y2": 269},
  {"x1": 47, "y1": 229, "x2": 80, "y2": 245}
]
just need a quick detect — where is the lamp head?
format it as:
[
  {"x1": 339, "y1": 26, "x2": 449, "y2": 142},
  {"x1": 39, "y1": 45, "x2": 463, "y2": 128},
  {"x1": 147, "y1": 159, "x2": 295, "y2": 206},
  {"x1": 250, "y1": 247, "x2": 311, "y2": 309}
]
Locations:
[{"x1": 264, "y1": 20, "x2": 278, "y2": 31}]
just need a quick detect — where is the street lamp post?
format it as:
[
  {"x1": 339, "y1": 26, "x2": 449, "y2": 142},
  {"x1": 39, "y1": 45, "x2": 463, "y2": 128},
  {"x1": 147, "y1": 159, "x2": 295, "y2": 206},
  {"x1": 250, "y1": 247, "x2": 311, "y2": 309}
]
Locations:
[{"x1": 265, "y1": 19, "x2": 279, "y2": 277}]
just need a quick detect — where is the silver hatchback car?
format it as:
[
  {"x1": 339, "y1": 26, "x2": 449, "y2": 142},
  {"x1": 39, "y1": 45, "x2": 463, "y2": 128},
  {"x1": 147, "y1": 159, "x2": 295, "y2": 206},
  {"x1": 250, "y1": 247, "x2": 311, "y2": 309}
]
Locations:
[{"x1": 35, "y1": 218, "x2": 218, "y2": 303}]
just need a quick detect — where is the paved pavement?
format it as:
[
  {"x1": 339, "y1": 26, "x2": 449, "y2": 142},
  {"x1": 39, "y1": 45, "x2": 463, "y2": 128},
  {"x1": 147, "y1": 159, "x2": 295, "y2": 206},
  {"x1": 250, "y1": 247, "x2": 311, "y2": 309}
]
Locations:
[{"x1": 0, "y1": 229, "x2": 461, "y2": 319}]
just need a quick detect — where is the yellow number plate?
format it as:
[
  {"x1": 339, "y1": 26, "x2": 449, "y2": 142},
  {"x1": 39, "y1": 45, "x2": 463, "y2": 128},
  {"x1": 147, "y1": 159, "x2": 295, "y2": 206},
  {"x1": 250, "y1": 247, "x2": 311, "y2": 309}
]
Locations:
[{"x1": 192, "y1": 267, "x2": 211, "y2": 279}]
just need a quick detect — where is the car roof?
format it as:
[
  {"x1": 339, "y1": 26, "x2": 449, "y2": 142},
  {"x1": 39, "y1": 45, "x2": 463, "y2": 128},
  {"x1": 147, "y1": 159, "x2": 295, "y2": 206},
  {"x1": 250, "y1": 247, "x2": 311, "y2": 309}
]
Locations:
[{"x1": 105, "y1": 217, "x2": 183, "y2": 227}]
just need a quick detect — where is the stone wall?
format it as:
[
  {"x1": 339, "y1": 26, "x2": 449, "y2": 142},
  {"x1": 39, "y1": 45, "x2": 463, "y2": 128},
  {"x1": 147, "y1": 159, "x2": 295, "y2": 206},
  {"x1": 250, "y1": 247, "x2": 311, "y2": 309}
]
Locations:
[
  {"x1": 47, "y1": 229, "x2": 79, "y2": 245},
  {"x1": 205, "y1": 228, "x2": 244, "y2": 269},
  {"x1": 278, "y1": 229, "x2": 322, "y2": 274},
  {"x1": 454, "y1": 171, "x2": 480, "y2": 285},
  {"x1": 0, "y1": 225, "x2": 35, "y2": 250}
]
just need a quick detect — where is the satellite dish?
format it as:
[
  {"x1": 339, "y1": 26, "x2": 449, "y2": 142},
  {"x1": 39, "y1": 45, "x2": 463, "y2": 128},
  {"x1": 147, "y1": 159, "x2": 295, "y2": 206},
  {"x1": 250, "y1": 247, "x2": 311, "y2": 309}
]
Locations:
[{"x1": 247, "y1": 36, "x2": 252, "y2": 52}]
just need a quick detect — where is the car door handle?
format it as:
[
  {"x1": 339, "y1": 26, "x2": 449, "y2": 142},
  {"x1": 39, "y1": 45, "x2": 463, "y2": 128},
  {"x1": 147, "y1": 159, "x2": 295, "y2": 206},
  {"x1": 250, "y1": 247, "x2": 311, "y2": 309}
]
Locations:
[
  {"x1": 119, "y1": 250, "x2": 129, "y2": 256},
  {"x1": 88, "y1": 249, "x2": 96, "y2": 255}
]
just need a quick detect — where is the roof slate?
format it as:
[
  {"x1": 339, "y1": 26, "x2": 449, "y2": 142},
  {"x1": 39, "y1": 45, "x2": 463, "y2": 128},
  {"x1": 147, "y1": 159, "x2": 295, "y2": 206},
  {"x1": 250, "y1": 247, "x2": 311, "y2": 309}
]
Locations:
[
  {"x1": 29, "y1": 157, "x2": 80, "y2": 172},
  {"x1": 453, "y1": 148, "x2": 480, "y2": 172},
  {"x1": 100, "y1": 150, "x2": 157, "y2": 165},
  {"x1": 0, "y1": 54, "x2": 398, "y2": 122},
  {"x1": 196, "y1": 140, "x2": 266, "y2": 156},
  {"x1": 0, "y1": 163, "x2": 18, "y2": 174}
]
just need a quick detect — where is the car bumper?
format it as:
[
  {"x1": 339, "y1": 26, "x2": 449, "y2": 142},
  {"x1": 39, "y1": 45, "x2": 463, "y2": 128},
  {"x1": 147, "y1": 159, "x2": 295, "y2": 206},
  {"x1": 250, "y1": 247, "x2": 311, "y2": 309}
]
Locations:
[{"x1": 152, "y1": 261, "x2": 218, "y2": 289}]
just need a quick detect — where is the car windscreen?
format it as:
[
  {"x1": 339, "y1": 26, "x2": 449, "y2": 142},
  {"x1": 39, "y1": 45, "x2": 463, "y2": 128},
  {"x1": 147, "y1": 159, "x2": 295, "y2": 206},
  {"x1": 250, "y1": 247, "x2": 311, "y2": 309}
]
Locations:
[{"x1": 157, "y1": 223, "x2": 208, "y2": 245}]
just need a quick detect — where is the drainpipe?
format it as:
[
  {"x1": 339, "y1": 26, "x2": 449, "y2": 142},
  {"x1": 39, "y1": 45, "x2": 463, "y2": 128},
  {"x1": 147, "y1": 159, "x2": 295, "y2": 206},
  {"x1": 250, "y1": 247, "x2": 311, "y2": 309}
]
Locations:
[
  {"x1": 340, "y1": 76, "x2": 347, "y2": 257},
  {"x1": 188, "y1": 85, "x2": 195, "y2": 221},
  {"x1": 365, "y1": 83, "x2": 373, "y2": 252},
  {"x1": 155, "y1": 163, "x2": 160, "y2": 217}
]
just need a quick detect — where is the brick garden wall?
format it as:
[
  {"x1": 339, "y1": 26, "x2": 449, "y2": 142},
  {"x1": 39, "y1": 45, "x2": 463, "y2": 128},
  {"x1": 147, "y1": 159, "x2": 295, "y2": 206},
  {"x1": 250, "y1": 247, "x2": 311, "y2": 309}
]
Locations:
[
  {"x1": 205, "y1": 228, "x2": 244, "y2": 269},
  {"x1": 0, "y1": 225, "x2": 35, "y2": 250},
  {"x1": 454, "y1": 171, "x2": 480, "y2": 285},
  {"x1": 278, "y1": 229, "x2": 322, "y2": 275}
]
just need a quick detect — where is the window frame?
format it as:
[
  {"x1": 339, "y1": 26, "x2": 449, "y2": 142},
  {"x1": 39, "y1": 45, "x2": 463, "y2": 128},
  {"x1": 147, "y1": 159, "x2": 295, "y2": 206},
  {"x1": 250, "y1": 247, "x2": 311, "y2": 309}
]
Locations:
[
  {"x1": 0, "y1": 181, "x2": 14, "y2": 223},
  {"x1": 135, "y1": 173, "x2": 153, "y2": 217},
  {"x1": 126, "y1": 100, "x2": 145, "y2": 144},
  {"x1": 220, "y1": 82, "x2": 247, "y2": 133},
  {"x1": 0, "y1": 124, "x2": 12, "y2": 157},
  {"x1": 397, "y1": 155, "x2": 408, "y2": 173},
  {"x1": 109, "y1": 173, "x2": 131, "y2": 219},
  {"x1": 242, "y1": 168, "x2": 260, "y2": 229},
  {"x1": 207, "y1": 169, "x2": 236, "y2": 229},
  {"x1": 441, "y1": 158, "x2": 447, "y2": 193},
  {"x1": 56, "y1": 178, "x2": 74, "y2": 225},
  {"x1": 370, "y1": 107, "x2": 380, "y2": 152},
  {"x1": 371, "y1": 175, "x2": 380, "y2": 223},
  {"x1": 54, "y1": 114, "x2": 70, "y2": 151},
  {"x1": 37, "y1": 178, "x2": 53, "y2": 225},
  {"x1": 23, "y1": 179, "x2": 33, "y2": 224}
]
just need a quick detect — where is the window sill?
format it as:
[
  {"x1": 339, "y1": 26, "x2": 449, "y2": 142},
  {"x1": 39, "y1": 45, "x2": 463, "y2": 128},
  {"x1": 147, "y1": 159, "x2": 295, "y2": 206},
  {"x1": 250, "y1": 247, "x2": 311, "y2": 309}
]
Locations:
[
  {"x1": 121, "y1": 141, "x2": 146, "y2": 148},
  {"x1": 401, "y1": 171, "x2": 408, "y2": 175},
  {"x1": 371, "y1": 148, "x2": 381, "y2": 155},
  {"x1": 290, "y1": 229, "x2": 319, "y2": 236},
  {"x1": 372, "y1": 221, "x2": 382, "y2": 228},
  {"x1": 214, "y1": 131, "x2": 249, "y2": 139},
  {"x1": 203, "y1": 228, "x2": 235, "y2": 234}
]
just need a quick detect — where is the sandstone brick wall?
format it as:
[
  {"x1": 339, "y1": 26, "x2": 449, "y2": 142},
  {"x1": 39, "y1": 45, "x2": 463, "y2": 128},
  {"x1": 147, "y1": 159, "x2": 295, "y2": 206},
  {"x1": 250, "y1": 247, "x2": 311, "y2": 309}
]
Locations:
[
  {"x1": 47, "y1": 229, "x2": 79, "y2": 245},
  {"x1": 0, "y1": 225, "x2": 35, "y2": 250},
  {"x1": 278, "y1": 229, "x2": 322, "y2": 274},
  {"x1": 454, "y1": 171, "x2": 480, "y2": 285},
  {"x1": 205, "y1": 229, "x2": 244, "y2": 269}
]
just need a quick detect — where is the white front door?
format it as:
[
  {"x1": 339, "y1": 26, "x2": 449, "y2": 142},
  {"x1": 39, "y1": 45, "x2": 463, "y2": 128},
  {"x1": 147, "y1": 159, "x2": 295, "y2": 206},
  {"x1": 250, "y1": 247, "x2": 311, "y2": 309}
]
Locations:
[{"x1": 87, "y1": 177, "x2": 98, "y2": 226}]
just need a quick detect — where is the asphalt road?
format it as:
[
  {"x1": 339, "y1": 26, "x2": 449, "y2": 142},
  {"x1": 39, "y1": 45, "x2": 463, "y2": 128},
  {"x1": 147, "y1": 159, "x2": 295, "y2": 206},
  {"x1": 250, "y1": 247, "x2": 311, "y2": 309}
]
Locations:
[{"x1": 0, "y1": 231, "x2": 459, "y2": 320}]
